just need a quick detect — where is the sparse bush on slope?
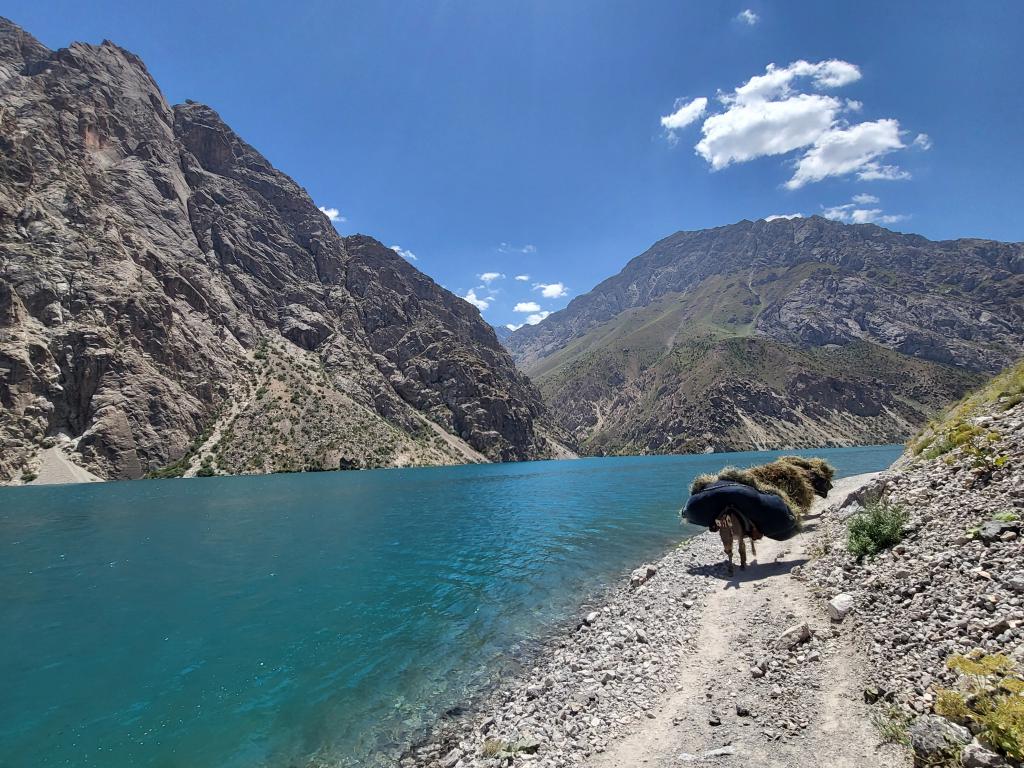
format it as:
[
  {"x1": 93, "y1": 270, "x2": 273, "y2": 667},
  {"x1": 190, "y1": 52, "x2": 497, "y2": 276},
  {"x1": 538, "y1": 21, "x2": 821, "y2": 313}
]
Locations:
[{"x1": 847, "y1": 499, "x2": 909, "y2": 558}]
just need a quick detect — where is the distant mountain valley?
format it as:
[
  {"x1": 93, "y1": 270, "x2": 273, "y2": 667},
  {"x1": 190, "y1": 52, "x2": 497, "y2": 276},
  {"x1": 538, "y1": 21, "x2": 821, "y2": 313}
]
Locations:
[{"x1": 507, "y1": 216, "x2": 1023, "y2": 455}]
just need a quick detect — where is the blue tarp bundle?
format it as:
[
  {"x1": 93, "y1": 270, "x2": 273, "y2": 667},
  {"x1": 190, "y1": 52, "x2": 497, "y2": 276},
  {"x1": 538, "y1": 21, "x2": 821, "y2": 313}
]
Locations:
[{"x1": 683, "y1": 480, "x2": 799, "y2": 540}]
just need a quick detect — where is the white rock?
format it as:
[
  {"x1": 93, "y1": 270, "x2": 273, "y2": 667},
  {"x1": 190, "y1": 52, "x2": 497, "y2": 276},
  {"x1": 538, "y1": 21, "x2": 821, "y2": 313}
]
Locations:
[{"x1": 828, "y1": 593, "x2": 855, "y2": 622}]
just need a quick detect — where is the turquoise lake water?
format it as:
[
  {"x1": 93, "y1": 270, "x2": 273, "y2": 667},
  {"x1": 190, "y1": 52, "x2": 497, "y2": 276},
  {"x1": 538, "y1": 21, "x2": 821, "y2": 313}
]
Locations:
[{"x1": 0, "y1": 445, "x2": 902, "y2": 767}]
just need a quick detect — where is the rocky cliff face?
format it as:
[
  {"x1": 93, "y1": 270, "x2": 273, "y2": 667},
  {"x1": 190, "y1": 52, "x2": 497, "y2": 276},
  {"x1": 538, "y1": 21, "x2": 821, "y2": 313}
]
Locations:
[
  {"x1": 0, "y1": 18, "x2": 563, "y2": 481},
  {"x1": 509, "y1": 217, "x2": 1023, "y2": 454}
]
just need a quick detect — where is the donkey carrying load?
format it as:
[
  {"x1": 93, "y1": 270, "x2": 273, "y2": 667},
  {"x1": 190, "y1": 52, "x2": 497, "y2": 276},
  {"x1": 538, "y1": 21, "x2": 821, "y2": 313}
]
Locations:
[{"x1": 683, "y1": 457, "x2": 835, "y2": 575}]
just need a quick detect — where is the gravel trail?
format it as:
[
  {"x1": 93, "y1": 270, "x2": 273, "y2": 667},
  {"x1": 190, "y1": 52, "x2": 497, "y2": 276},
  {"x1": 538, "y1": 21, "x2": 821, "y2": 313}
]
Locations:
[{"x1": 590, "y1": 472, "x2": 907, "y2": 768}]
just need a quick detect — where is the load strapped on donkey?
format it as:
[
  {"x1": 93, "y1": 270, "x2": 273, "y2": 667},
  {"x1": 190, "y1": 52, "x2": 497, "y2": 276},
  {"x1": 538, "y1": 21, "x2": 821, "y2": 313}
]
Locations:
[{"x1": 682, "y1": 456, "x2": 836, "y2": 541}]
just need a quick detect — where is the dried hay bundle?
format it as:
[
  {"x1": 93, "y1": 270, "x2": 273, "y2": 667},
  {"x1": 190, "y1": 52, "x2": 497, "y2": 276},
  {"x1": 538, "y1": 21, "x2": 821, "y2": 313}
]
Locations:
[
  {"x1": 777, "y1": 455, "x2": 836, "y2": 498},
  {"x1": 689, "y1": 456, "x2": 834, "y2": 519}
]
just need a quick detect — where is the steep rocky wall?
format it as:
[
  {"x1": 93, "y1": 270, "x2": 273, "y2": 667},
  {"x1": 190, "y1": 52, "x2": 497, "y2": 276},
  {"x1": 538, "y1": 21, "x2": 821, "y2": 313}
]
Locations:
[{"x1": 0, "y1": 18, "x2": 562, "y2": 481}]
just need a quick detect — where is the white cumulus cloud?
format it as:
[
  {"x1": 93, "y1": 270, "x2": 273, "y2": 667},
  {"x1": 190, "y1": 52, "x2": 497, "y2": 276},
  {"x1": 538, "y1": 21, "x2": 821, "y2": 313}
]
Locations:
[
  {"x1": 661, "y1": 59, "x2": 926, "y2": 188},
  {"x1": 463, "y1": 289, "x2": 489, "y2": 311},
  {"x1": 787, "y1": 118, "x2": 905, "y2": 189},
  {"x1": 822, "y1": 197, "x2": 908, "y2": 226},
  {"x1": 736, "y1": 8, "x2": 759, "y2": 25},
  {"x1": 525, "y1": 311, "x2": 551, "y2": 325},
  {"x1": 697, "y1": 93, "x2": 842, "y2": 169},
  {"x1": 390, "y1": 245, "x2": 418, "y2": 261},
  {"x1": 514, "y1": 274, "x2": 530, "y2": 281},
  {"x1": 479, "y1": 272, "x2": 505, "y2": 284},
  {"x1": 661, "y1": 97, "x2": 708, "y2": 141},
  {"x1": 514, "y1": 301, "x2": 542, "y2": 313},
  {"x1": 318, "y1": 206, "x2": 345, "y2": 223},
  {"x1": 727, "y1": 60, "x2": 860, "y2": 105},
  {"x1": 533, "y1": 282, "x2": 568, "y2": 299}
]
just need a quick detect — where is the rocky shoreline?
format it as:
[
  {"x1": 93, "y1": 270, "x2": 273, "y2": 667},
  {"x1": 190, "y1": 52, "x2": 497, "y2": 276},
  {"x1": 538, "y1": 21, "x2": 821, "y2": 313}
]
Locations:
[
  {"x1": 400, "y1": 472, "x2": 887, "y2": 768},
  {"x1": 401, "y1": 529, "x2": 723, "y2": 768}
]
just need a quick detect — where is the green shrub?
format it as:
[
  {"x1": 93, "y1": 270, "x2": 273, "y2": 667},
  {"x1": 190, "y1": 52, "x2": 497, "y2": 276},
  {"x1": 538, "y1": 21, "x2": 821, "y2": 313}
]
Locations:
[
  {"x1": 847, "y1": 500, "x2": 909, "y2": 558},
  {"x1": 935, "y1": 652, "x2": 1024, "y2": 761},
  {"x1": 21, "y1": 470, "x2": 37, "y2": 483}
]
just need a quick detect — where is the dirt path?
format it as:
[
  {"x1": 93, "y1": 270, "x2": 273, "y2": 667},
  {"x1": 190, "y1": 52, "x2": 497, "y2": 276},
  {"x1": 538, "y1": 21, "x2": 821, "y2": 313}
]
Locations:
[{"x1": 590, "y1": 473, "x2": 909, "y2": 768}]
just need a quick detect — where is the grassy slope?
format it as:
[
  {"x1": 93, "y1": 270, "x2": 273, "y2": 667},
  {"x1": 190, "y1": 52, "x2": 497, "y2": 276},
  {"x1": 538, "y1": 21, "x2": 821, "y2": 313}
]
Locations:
[{"x1": 906, "y1": 358, "x2": 1024, "y2": 462}]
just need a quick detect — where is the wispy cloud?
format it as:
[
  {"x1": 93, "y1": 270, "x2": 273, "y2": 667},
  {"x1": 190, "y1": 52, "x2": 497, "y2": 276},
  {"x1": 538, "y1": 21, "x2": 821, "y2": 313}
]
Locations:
[
  {"x1": 479, "y1": 272, "x2": 505, "y2": 284},
  {"x1": 498, "y1": 242, "x2": 537, "y2": 254},
  {"x1": 822, "y1": 196, "x2": 908, "y2": 225},
  {"x1": 318, "y1": 206, "x2": 346, "y2": 223},
  {"x1": 514, "y1": 274, "x2": 530, "y2": 281},
  {"x1": 857, "y1": 163, "x2": 911, "y2": 182},
  {"x1": 912, "y1": 132, "x2": 933, "y2": 150},
  {"x1": 505, "y1": 322, "x2": 523, "y2": 331},
  {"x1": 736, "y1": 8, "x2": 759, "y2": 25},
  {"x1": 764, "y1": 213, "x2": 803, "y2": 221},
  {"x1": 533, "y1": 282, "x2": 568, "y2": 299},
  {"x1": 390, "y1": 245, "x2": 418, "y2": 261},
  {"x1": 660, "y1": 97, "x2": 708, "y2": 141}
]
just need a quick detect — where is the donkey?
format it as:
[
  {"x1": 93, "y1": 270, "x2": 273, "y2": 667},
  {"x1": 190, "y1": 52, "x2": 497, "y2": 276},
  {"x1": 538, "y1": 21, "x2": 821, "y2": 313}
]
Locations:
[{"x1": 709, "y1": 506, "x2": 763, "y2": 575}]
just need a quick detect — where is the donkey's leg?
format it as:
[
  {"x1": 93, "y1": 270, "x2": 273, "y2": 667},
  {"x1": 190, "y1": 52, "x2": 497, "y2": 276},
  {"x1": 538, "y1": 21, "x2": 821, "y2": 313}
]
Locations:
[
  {"x1": 720, "y1": 528, "x2": 735, "y2": 575},
  {"x1": 738, "y1": 534, "x2": 747, "y2": 570}
]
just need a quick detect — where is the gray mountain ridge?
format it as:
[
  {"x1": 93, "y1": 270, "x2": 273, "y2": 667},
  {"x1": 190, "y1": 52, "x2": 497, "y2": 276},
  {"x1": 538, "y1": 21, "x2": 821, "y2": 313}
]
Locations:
[{"x1": 508, "y1": 216, "x2": 1023, "y2": 455}]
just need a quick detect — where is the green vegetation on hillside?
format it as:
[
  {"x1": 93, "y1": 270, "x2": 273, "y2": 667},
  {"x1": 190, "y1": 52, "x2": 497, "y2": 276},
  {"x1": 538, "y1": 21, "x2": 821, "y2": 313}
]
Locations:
[
  {"x1": 908, "y1": 358, "x2": 1024, "y2": 461},
  {"x1": 532, "y1": 299, "x2": 981, "y2": 455},
  {"x1": 511, "y1": 218, "x2": 1022, "y2": 459},
  {"x1": 521, "y1": 253, "x2": 989, "y2": 457}
]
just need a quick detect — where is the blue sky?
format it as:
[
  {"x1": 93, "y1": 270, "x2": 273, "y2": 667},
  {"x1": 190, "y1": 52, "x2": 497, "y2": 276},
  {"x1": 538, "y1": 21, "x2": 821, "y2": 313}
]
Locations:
[{"x1": 9, "y1": 1, "x2": 1023, "y2": 328}]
